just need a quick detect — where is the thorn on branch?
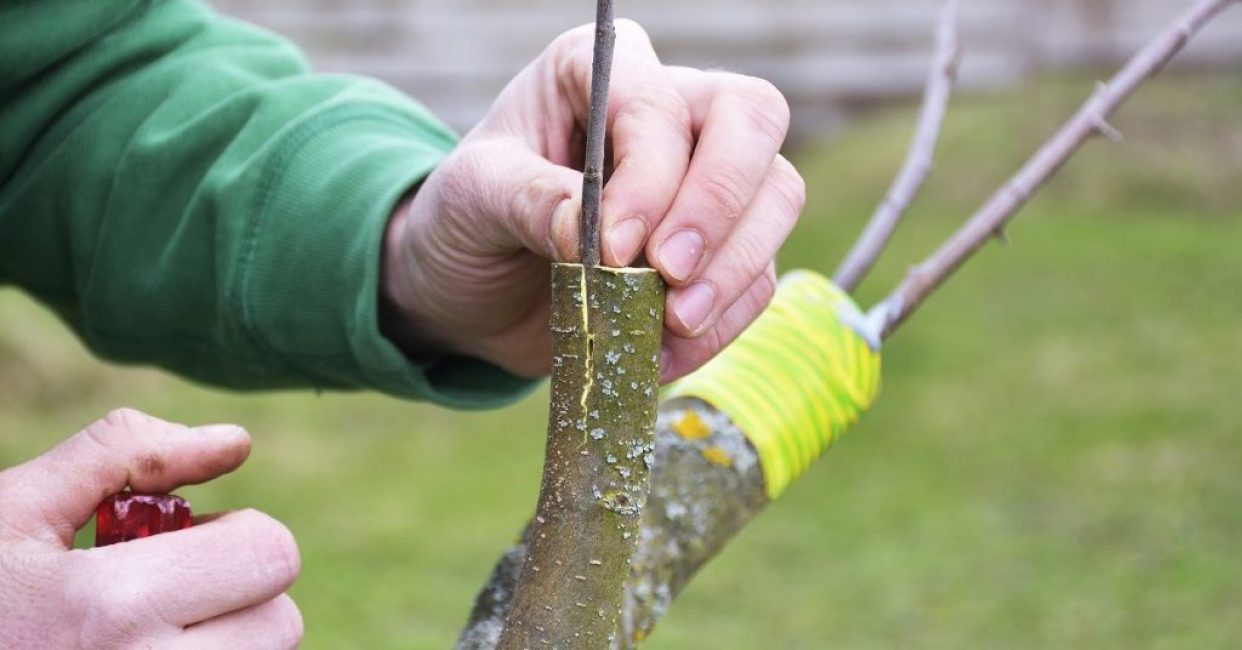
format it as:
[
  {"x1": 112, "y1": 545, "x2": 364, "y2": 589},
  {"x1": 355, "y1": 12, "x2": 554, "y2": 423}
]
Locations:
[{"x1": 1092, "y1": 116, "x2": 1124, "y2": 142}]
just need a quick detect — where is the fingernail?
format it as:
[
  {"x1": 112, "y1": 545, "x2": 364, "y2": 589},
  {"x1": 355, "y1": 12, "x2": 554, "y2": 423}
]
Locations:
[
  {"x1": 656, "y1": 230, "x2": 706, "y2": 282},
  {"x1": 607, "y1": 217, "x2": 648, "y2": 266},
  {"x1": 196, "y1": 424, "x2": 245, "y2": 439},
  {"x1": 659, "y1": 346, "x2": 672, "y2": 379},
  {"x1": 672, "y1": 282, "x2": 716, "y2": 335},
  {"x1": 550, "y1": 198, "x2": 581, "y2": 261}
]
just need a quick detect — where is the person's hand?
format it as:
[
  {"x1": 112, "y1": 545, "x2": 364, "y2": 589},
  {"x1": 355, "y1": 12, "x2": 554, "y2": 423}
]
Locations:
[
  {"x1": 383, "y1": 20, "x2": 805, "y2": 382},
  {"x1": 0, "y1": 409, "x2": 303, "y2": 649}
]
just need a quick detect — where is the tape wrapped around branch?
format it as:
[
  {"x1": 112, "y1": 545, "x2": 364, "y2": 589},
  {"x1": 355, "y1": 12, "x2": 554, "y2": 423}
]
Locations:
[{"x1": 665, "y1": 270, "x2": 882, "y2": 499}]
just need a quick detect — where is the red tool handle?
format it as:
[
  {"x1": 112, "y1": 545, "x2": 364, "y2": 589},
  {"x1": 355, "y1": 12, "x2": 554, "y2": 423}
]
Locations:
[{"x1": 95, "y1": 492, "x2": 192, "y2": 547}]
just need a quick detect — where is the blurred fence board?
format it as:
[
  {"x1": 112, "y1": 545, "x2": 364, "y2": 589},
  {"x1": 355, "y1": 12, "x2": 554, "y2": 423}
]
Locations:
[{"x1": 207, "y1": 0, "x2": 1242, "y2": 139}]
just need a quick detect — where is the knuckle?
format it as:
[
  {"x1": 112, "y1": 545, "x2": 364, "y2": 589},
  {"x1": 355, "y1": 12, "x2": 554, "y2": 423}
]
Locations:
[
  {"x1": 701, "y1": 322, "x2": 726, "y2": 353},
  {"x1": 697, "y1": 163, "x2": 752, "y2": 223},
  {"x1": 235, "y1": 509, "x2": 302, "y2": 588},
  {"x1": 75, "y1": 572, "x2": 157, "y2": 647},
  {"x1": 757, "y1": 268, "x2": 778, "y2": 306},
  {"x1": 434, "y1": 146, "x2": 483, "y2": 215},
  {"x1": 101, "y1": 407, "x2": 147, "y2": 430},
  {"x1": 726, "y1": 233, "x2": 769, "y2": 284},
  {"x1": 775, "y1": 160, "x2": 804, "y2": 216},
  {"x1": 89, "y1": 408, "x2": 146, "y2": 446},
  {"x1": 613, "y1": 18, "x2": 652, "y2": 44},
  {"x1": 734, "y1": 76, "x2": 790, "y2": 142},
  {"x1": 772, "y1": 157, "x2": 807, "y2": 216},
  {"x1": 85, "y1": 408, "x2": 178, "y2": 456},
  {"x1": 526, "y1": 195, "x2": 578, "y2": 262},
  {"x1": 615, "y1": 89, "x2": 692, "y2": 135},
  {"x1": 548, "y1": 23, "x2": 595, "y2": 64},
  {"x1": 269, "y1": 595, "x2": 305, "y2": 649},
  {"x1": 511, "y1": 167, "x2": 571, "y2": 231}
]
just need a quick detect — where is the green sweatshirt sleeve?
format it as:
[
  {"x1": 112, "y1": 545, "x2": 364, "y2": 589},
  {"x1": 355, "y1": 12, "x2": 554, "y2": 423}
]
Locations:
[{"x1": 0, "y1": 0, "x2": 537, "y2": 408}]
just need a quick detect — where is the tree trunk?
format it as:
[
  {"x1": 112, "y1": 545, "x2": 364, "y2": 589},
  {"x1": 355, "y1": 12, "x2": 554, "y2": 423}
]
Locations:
[
  {"x1": 465, "y1": 271, "x2": 883, "y2": 649},
  {"x1": 495, "y1": 263, "x2": 664, "y2": 649}
]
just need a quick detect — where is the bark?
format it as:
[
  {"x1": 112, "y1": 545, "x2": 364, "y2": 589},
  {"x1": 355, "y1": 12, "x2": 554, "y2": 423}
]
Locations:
[
  {"x1": 459, "y1": 396, "x2": 767, "y2": 649},
  {"x1": 495, "y1": 263, "x2": 664, "y2": 650},
  {"x1": 619, "y1": 397, "x2": 767, "y2": 646}
]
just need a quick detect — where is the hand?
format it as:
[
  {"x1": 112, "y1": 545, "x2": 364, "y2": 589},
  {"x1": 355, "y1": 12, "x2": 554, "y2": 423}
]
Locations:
[
  {"x1": 383, "y1": 20, "x2": 805, "y2": 382},
  {"x1": 0, "y1": 409, "x2": 303, "y2": 649}
]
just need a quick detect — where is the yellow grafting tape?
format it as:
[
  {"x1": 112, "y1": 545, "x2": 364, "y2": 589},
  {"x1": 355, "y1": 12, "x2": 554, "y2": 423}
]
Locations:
[{"x1": 665, "y1": 270, "x2": 882, "y2": 500}]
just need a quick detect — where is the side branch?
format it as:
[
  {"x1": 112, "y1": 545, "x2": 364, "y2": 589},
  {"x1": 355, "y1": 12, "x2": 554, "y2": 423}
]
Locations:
[
  {"x1": 873, "y1": 0, "x2": 1237, "y2": 338},
  {"x1": 580, "y1": 0, "x2": 616, "y2": 268},
  {"x1": 833, "y1": 0, "x2": 960, "y2": 293}
]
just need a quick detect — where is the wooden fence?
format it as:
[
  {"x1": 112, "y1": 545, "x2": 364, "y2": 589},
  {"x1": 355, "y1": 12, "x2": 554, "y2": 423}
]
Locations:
[{"x1": 208, "y1": 0, "x2": 1242, "y2": 139}]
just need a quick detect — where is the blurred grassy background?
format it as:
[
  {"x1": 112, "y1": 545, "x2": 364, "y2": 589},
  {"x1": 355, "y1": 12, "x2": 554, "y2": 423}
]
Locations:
[{"x1": 2, "y1": 74, "x2": 1240, "y2": 648}]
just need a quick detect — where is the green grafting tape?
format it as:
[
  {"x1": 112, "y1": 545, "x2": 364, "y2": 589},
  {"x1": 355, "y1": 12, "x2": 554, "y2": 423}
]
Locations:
[{"x1": 665, "y1": 270, "x2": 882, "y2": 500}]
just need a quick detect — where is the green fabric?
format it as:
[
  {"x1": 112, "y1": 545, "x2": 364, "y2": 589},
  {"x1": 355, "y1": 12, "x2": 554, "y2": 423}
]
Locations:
[{"x1": 0, "y1": 0, "x2": 537, "y2": 408}]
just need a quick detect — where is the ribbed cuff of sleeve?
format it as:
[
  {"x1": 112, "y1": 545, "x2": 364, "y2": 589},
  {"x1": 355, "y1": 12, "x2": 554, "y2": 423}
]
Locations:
[{"x1": 238, "y1": 103, "x2": 539, "y2": 408}]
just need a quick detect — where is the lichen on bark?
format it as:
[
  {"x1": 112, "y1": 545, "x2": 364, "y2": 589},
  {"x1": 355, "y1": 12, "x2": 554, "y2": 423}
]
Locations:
[
  {"x1": 461, "y1": 395, "x2": 768, "y2": 650},
  {"x1": 495, "y1": 263, "x2": 664, "y2": 650}
]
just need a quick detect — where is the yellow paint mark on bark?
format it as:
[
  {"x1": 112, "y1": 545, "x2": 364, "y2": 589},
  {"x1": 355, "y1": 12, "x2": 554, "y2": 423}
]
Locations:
[
  {"x1": 701, "y1": 446, "x2": 733, "y2": 467},
  {"x1": 672, "y1": 410, "x2": 711, "y2": 440}
]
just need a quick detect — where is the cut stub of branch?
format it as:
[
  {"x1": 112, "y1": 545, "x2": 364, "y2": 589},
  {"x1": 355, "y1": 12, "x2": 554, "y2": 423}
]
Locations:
[
  {"x1": 463, "y1": 271, "x2": 882, "y2": 648},
  {"x1": 495, "y1": 264, "x2": 664, "y2": 650}
]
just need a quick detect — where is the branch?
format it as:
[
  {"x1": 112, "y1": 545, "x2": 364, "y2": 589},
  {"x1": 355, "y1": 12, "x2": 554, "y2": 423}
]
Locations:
[
  {"x1": 457, "y1": 397, "x2": 768, "y2": 650},
  {"x1": 579, "y1": 0, "x2": 616, "y2": 268},
  {"x1": 873, "y1": 0, "x2": 1237, "y2": 338},
  {"x1": 833, "y1": 0, "x2": 960, "y2": 293},
  {"x1": 461, "y1": 272, "x2": 881, "y2": 648}
]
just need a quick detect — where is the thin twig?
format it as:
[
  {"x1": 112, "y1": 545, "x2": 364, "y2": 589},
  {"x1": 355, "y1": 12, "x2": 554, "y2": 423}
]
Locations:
[
  {"x1": 580, "y1": 0, "x2": 616, "y2": 268},
  {"x1": 872, "y1": 0, "x2": 1237, "y2": 339},
  {"x1": 833, "y1": 0, "x2": 961, "y2": 293}
]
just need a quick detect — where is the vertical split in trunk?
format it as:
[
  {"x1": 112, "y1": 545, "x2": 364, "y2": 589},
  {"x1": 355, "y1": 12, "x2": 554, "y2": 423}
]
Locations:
[{"x1": 496, "y1": 263, "x2": 664, "y2": 650}]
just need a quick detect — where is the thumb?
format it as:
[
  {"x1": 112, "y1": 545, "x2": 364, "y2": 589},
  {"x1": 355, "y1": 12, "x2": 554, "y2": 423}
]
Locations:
[
  {"x1": 0, "y1": 408, "x2": 251, "y2": 546},
  {"x1": 430, "y1": 136, "x2": 584, "y2": 262}
]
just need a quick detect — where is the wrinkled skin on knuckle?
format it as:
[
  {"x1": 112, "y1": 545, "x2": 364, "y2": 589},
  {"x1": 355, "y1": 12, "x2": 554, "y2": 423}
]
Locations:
[
  {"x1": 506, "y1": 164, "x2": 576, "y2": 260},
  {"x1": 74, "y1": 568, "x2": 163, "y2": 649},
  {"x1": 698, "y1": 161, "x2": 753, "y2": 224},
  {"x1": 100, "y1": 407, "x2": 150, "y2": 432},
  {"x1": 735, "y1": 76, "x2": 791, "y2": 143},
  {"x1": 546, "y1": 23, "x2": 596, "y2": 88},
  {"x1": 614, "y1": 89, "x2": 693, "y2": 145},
  {"x1": 235, "y1": 509, "x2": 302, "y2": 591},
  {"x1": 87, "y1": 408, "x2": 181, "y2": 460},
  {"x1": 427, "y1": 146, "x2": 484, "y2": 234},
  {"x1": 727, "y1": 231, "x2": 771, "y2": 286},
  {"x1": 0, "y1": 545, "x2": 72, "y2": 647}
]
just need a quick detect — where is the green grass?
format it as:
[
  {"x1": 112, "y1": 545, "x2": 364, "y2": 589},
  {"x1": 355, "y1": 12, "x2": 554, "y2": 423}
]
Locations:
[{"x1": 3, "y1": 73, "x2": 1240, "y2": 648}]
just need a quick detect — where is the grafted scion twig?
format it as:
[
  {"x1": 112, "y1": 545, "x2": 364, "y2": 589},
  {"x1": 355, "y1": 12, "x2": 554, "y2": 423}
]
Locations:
[{"x1": 580, "y1": 0, "x2": 616, "y2": 268}]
